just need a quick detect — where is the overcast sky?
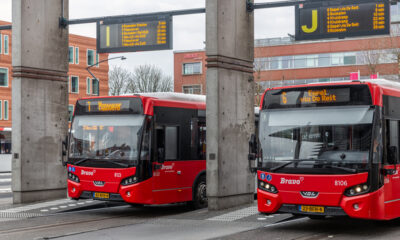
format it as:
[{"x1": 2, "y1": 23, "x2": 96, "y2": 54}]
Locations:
[{"x1": 0, "y1": 0, "x2": 294, "y2": 77}]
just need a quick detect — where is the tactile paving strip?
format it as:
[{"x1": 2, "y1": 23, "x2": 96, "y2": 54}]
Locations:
[{"x1": 207, "y1": 206, "x2": 259, "y2": 222}]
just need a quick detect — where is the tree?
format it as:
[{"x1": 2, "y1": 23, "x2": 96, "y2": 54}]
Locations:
[
  {"x1": 126, "y1": 64, "x2": 173, "y2": 93},
  {"x1": 108, "y1": 66, "x2": 132, "y2": 96}
]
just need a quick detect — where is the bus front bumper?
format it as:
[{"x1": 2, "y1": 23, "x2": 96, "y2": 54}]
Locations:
[{"x1": 257, "y1": 188, "x2": 385, "y2": 219}]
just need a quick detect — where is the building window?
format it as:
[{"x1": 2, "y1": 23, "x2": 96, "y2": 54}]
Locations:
[
  {"x1": 71, "y1": 76, "x2": 79, "y2": 93},
  {"x1": 92, "y1": 78, "x2": 99, "y2": 95},
  {"x1": 4, "y1": 100, "x2": 8, "y2": 120},
  {"x1": 96, "y1": 53, "x2": 99, "y2": 67},
  {"x1": 0, "y1": 68, "x2": 8, "y2": 87},
  {"x1": 0, "y1": 100, "x2": 2, "y2": 120},
  {"x1": 183, "y1": 62, "x2": 202, "y2": 75},
  {"x1": 68, "y1": 105, "x2": 74, "y2": 122},
  {"x1": 86, "y1": 77, "x2": 91, "y2": 94},
  {"x1": 75, "y1": 47, "x2": 79, "y2": 64},
  {"x1": 183, "y1": 85, "x2": 202, "y2": 94},
  {"x1": 69, "y1": 46, "x2": 74, "y2": 64},
  {"x1": 4, "y1": 35, "x2": 9, "y2": 55},
  {"x1": 87, "y1": 49, "x2": 95, "y2": 66},
  {"x1": 0, "y1": 34, "x2": 2, "y2": 54}
]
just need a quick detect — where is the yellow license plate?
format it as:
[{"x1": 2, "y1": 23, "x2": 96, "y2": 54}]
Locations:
[
  {"x1": 93, "y1": 192, "x2": 109, "y2": 199},
  {"x1": 299, "y1": 205, "x2": 324, "y2": 213}
]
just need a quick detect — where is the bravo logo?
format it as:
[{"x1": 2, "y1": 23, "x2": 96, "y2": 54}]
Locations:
[
  {"x1": 280, "y1": 177, "x2": 303, "y2": 185},
  {"x1": 81, "y1": 170, "x2": 96, "y2": 176}
]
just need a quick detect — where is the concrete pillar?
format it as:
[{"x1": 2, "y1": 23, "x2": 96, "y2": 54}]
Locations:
[
  {"x1": 206, "y1": 0, "x2": 255, "y2": 210},
  {"x1": 12, "y1": 0, "x2": 69, "y2": 203}
]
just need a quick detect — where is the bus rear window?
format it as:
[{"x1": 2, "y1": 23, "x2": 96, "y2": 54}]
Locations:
[{"x1": 263, "y1": 85, "x2": 372, "y2": 109}]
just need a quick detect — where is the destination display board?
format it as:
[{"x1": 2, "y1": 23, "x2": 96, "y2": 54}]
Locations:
[
  {"x1": 295, "y1": 0, "x2": 390, "y2": 41},
  {"x1": 75, "y1": 98, "x2": 143, "y2": 115},
  {"x1": 97, "y1": 14, "x2": 172, "y2": 53},
  {"x1": 263, "y1": 85, "x2": 372, "y2": 109}
]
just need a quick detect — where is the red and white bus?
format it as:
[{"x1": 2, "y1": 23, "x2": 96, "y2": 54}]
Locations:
[
  {"x1": 67, "y1": 93, "x2": 207, "y2": 208},
  {"x1": 250, "y1": 79, "x2": 400, "y2": 220}
]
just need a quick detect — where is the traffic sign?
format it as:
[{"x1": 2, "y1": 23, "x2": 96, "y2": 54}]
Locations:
[
  {"x1": 96, "y1": 14, "x2": 172, "y2": 53},
  {"x1": 295, "y1": 0, "x2": 390, "y2": 41}
]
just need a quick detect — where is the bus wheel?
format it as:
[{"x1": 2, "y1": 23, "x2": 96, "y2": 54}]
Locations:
[{"x1": 192, "y1": 175, "x2": 207, "y2": 209}]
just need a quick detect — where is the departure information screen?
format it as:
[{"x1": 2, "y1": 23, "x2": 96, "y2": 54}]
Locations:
[
  {"x1": 97, "y1": 14, "x2": 172, "y2": 53},
  {"x1": 295, "y1": 0, "x2": 390, "y2": 41}
]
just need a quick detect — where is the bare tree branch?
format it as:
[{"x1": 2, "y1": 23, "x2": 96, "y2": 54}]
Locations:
[
  {"x1": 126, "y1": 64, "x2": 173, "y2": 93},
  {"x1": 108, "y1": 66, "x2": 131, "y2": 96}
]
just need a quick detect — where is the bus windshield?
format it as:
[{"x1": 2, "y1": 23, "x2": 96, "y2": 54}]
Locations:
[
  {"x1": 259, "y1": 106, "x2": 374, "y2": 173},
  {"x1": 69, "y1": 114, "x2": 145, "y2": 165}
]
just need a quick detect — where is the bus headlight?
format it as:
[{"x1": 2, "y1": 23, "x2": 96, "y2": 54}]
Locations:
[
  {"x1": 344, "y1": 183, "x2": 369, "y2": 197},
  {"x1": 121, "y1": 175, "x2": 138, "y2": 186},
  {"x1": 68, "y1": 172, "x2": 80, "y2": 183},
  {"x1": 258, "y1": 180, "x2": 278, "y2": 194}
]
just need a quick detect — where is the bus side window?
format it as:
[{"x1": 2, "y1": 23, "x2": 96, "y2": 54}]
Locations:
[
  {"x1": 198, "y1": 122, "x2": 206, "y2": 160},
  {"x1": 165, "y1": 126, "x2": 179, "y2": 160},
  {"x1": 386, "y1": 120, "x2": 399, "y2": 165},
  {"x1": 156, "y1": 127, "x2": 165, "y2": 162}
]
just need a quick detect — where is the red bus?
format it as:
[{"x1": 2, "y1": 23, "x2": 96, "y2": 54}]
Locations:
[
  {"x1": 250, "y1": 79, "x2": 400, "y2": 220},
  {"x1": 66, "y1": 93, "x2": 207, "y2": 208}
]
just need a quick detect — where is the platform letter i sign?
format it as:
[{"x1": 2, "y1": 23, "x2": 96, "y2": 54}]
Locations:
[
  {"x1": 106, "y1": 26, "x2": 110, "y2": 47},
  {"x1": 302, "y1": 10, "x2": 318, "y2": 33}
]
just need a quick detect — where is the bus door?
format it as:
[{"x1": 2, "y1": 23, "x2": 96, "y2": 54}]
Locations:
[
  {"x1": 384, "y1": 120, "x2": 400, "y2": 206},
  {"x1": 174, "y1": 118, "x2": 207, "y2": 202},
  {"x1": 152, "y1": 125, "x2": 179, "y2": 203}
]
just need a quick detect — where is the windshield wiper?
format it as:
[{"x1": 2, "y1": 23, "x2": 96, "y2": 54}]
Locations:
[
  {"x1": 72, "y1": 158, "x2": 91, "y2": 166},
  {"x1": 100, "y1": 159, "x2": 129, "y2": 168},
  {"x1": 270, "y1": 159, "x2": 327, "y2": 172},
  {"x1": 325, "y1": 164, "x2": 358, "y2": 173}
]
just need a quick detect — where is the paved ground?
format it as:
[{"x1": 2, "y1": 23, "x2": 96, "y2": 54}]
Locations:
[{"x1": 0, "y1": 182, "x2": 400, "y2": 239}]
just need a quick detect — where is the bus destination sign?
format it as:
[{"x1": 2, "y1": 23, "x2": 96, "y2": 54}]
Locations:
[
  {"x1": 97, "y1": 14, "x2": 172, "y2": 53},
  {"x1": 295, "y1": 0, "x2": 390, "y2": 41},
  {"x1": 75, "y1": 98, "x2": 143, "y2": 115},
  {"x1": 280, "y1": 88, "x2": 350, "y2": 105}
]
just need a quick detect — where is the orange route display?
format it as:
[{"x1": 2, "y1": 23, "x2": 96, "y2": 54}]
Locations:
[
  {"x1": 295, "y1": 0, "x2": 390, "y2": 41},
  {"x1": 97, "y1": 14, "x2": 172, "y2": 53}
]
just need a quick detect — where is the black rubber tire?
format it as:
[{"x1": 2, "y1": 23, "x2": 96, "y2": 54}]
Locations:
[{"x1": 191, "y1": 175, "x2": 207, "y2": 209}]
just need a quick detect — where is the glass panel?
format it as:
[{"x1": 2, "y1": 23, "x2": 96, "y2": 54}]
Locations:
[
  {"x1": 281, "y1": 56, "x2": 292, "y2": 69},
  {"x1": 4, "y1": 101, "x2": 8, "y2": 120},
  {"x1": 294, "y1": 55, "x2": 306, "y2": 68},
  {"x1": 259, "y1": 107, "x2": 373, "y2": 171},
  {"x1": 69, "y1": 115, "x2": 145, "y2": 163},
  {"x1": 75, "y1": 47, "x2": 79, "y2": 64},
  {"x1": 165, "y1": 126, "x2": 178, "y2": 160},
  {"x1": 4, "y1": 35, "x2": 8, "y2": 54},
  {"x1": 92, "y1": 79, "x2": 99, "y2": 95},
  {"x1": 86, "y1": 78, "x2": 91, "y2": 94},
  {"x1": 270, "y1": 57, "x2": 280, "y2": 70},
  {"x1": 69, "y1": 46, "x2": 74, "y2": 63},
  {"x1": 68, "y1": 105, "x2": 74, "y2": 122},
  {"x1": 318, "y1": 54, "x2": 330, "y2": 67},
  {"x1": 71, "y1": 76, "x2": 78, "y2": 93},
  {"x1": 87, "y1": 50, "x2": 94, "y2": 66},
  {"x1": 0, "y1": 68, "x2": 7, "y2": 87}
]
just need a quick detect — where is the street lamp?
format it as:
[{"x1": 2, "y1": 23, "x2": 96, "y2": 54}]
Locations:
[{"x1": 86, "y1": 55, "x2": 126, "y2": 96}]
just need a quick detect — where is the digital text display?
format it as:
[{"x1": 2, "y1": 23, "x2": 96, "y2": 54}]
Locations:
[
  {"x1": 75, "y1": 98, "x2": 143, "y2": 115},
  {"x1": 97, "y1": 14, "x2": 172, "y2": 53},
  {"x1": 263, "y1": 85, "x2": 372, "y2": 109},
  {"x1": 295, "y1": 0, "x2": 390, "y2": 41}
]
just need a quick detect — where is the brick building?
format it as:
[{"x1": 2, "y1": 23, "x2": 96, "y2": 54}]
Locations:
[
  {"x1": 0, "y1": 20, "x2": 109, "y2": 155},
  {"x1": 174, "y1": 4, "x2": 400, "y2": 97}
]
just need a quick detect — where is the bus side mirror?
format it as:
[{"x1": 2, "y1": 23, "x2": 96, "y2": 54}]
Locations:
[
  {"x1": 248, "y1": 134, "x2": 258, "y2": 173},
  {"x1": 388, "y1": 146, "x2": 398, "y2": 165},
  {"x1": 61, "y1": 135, "x2": 69, "y2": 167}
]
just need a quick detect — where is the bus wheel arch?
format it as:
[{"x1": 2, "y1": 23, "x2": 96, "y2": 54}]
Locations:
[{"x1": 191, "y1": 171, "x2": 207, "y2": 209}]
